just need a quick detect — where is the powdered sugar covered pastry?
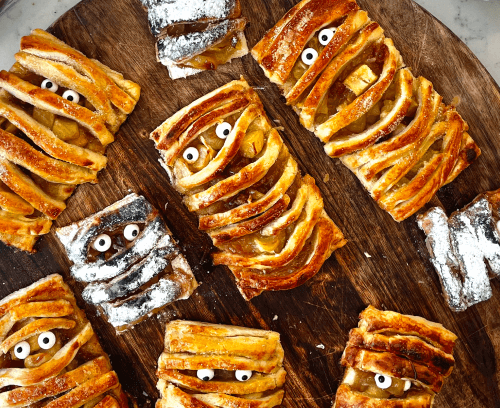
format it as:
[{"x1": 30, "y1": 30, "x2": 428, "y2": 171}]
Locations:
[
  {"x1": 156, "y1": 320, "x2": 286, "y2": 408},
  {"x1": 252, "y1": 0, "x2": 480, "y2": 221},
  {"x1": 150, "y1": 78, "x2": 346, "y2": 300},
  {"x1": 146, "y1": 0, "x2": 241, "y2": 37},
  {"x1": 0, "y1": 274, "x2": 132, "y2": 407},
  {"x1": 333, "y1": 306, "x2": 457, "y2": 408},
  {"x1": 56, "y1": 193, "x2": 198, "y2": 332},
  {"x1": 418, "y1": 188, "x2": 500, "y2": 311},
  {"x1": 140, "y1": 0, "x2": 248, "y2": 79}
]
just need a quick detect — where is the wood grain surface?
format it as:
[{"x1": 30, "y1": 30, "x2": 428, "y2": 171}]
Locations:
[{"x1": 0, "y1": 0, "x2": 499, "y2": 407}]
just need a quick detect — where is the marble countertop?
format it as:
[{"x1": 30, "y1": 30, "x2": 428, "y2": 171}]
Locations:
[{"x1": 0, "y1": 0, "x2": 499, "y2": 84}]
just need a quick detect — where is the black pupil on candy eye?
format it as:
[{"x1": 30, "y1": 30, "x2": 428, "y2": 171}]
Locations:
[
  {"x1": 203, "y1": 376, "x2": 210, "y2": 381},
  {"x1": 16, "y1": 347, "x2": 22, "y2": 353},
  {"x1": 307, "y1": 53, "x2": 313, "y2": 60},
  {"x1": 223, "y1": 129, "x2": 230, "y2": 136},
  {"x1": 132, "y1": 230, "x2": 138, "y2": 237},
  {"x1": 187, "y1": 154, "x2": 193, "y2": 160},
  {"x1": 46, "y1": 81, "x2": 53, "y2": 88},
  {"x1": 43, "y1": 337, "x2": 49, "y2": 344},
  {"x1": 67, "y1": 95, "x2": 74, "y2": 101},
  {"x1": 322, "y1": 35, "x2": 328, "y2": 41},
  {"x1": 378, "y1": 376, "x2": 385, "y2": 383},
  {"x1": 99, "y1": 239, "x2": 105, "y2": 246},
  {"x1": 242, "y1": 375, "x2": 248, "y2": 380}
]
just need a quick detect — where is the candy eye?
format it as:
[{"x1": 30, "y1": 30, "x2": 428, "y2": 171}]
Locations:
[
  {"x1": 318, "y1": 28, "x2": 336, "y2": 46},
  {"x1": 374, "y1": 374, "x2": 392, "y2": 390},
  {"x1": 404, "y1": 380, "x2": 412, "y2": 391},
  {"x1": 14, "y1": 341, "x2": 30, "y2": 359},
  {"x1": 183, "y1": 147, "x2": 200, "y2": 163},
  {"x1": 197, "y1": 369, "x2": 215, "y2": 381},
  {"x1": 93, "y1": 234, "x2": 112, "y2": 252},
  {"x1": 41, "y1": 79, "x2": 59, "y2": 92},
  {"x1": 235, "y1": 370, "x2": 253, "y2": 381},
  {"x1": 301, "y1": 48, "x2": 318, "y2": 65},
  {"x1": 123, "y1": 224, "x2": 140, "y2": 241},
  {"x1": 216, "y1": 122, "x2": 232, "y2": 139},
  {"x1": 62, "y1": 90, "x2": 80, "y2": 104},
  {"x1": 38, "y1": 331, "x2": 56, "y2": 350}
]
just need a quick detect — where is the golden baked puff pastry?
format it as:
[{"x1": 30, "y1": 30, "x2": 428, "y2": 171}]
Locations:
[
  {"x1": 150, "y1": 77, "x2": 346, "y2": 300},
  {"x1": 252, "y1": 0, "x2": 480, "y2": 222},
  {"x1": 156, "y1": 320, "x2": 286, "y2": 408},
  {"x1": 333, "y1": 306, "x2": 456, "y2": 408},
  {"x1": 0, "y1": 29, "x2": 140, "y2": 252},
  {"x1": 0, "y1": 274, "x2": 132, "y2": 407}
]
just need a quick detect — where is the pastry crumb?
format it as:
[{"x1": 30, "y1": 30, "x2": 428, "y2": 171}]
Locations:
[
  {"x1": 323, "y1": 173, "x2": 330, "y2": 183},
  {"x1": 273, "y1": 315, "x2": 278, "y2": 321},
  {"x1": 364, "y1": 252, "x2": 372, "y2": 258},
  {"x1": 316, "y1": 344, "x2": 325, "y2": 349}
]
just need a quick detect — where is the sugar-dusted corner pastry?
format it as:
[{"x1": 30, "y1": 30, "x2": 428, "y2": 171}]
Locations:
[
  {"x1": 418, "y1": 188, "x2": 500, "y2": 311},
  {"x1": 252, "y1": 0, "x2": 480, "y2": 222},
  {"x1": 140, "y1": 0, "x2": 248, "y2": 79},
  {"x1": 150, "y1": 77, "x2": 347, "y2": 300},
  {"x1": 0, "y1": 274, "x2": 132, "y2": 407},
  {"x1": 156, "y1": 320, "x2": 286, "y2": 408},
  {"x1": 333, "y1": 306, "x2": 456, "y2": 408},
  {"x1": 0, "y1": 29, "x2": 140, "y2": 252},
  {"x1": 56, "y1": 193, "x2": 198, "y2": 332}
]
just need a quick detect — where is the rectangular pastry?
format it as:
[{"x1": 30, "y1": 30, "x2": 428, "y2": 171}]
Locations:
[
  {"x1": 156, "y1": 320, "x2": 286, "y2": 408},
  {"x1": 418, "y1": 188, "x2": 500, "y2": 311},
  {"x1": 0, "y1": 29, "x2": 140, "y2": 252},
  {"x1": 150, "y1": 77, "x2": 347, "y2": 300},
  {"x1": 252, "y1": 0, "x2": 480, "y2": 222},
  {"x1": 140, "y1": 0, "x2": 248, "y2": 79},
  {"x1": 56, "y1": 193, "x2": 198, "y2": 332},
  {"x1": 333, "y1": 306, "x2": 456, "y2": 408},
  {"x1": 0, "y1": 274, "x2": 131, "y2": 407}
]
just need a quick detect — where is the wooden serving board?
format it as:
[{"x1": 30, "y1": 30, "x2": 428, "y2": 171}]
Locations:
[{"x1": 1, "y1": 0, "x2": 500, "y2": 407}]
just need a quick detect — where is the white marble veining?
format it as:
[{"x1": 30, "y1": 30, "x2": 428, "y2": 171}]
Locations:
[{"x1": 0, "y1": 0, "x2": 499, "y2": 84}]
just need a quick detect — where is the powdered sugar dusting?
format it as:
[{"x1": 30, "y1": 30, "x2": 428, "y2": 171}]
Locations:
[
  {"x1": 147, "y1": 0, "x2": 237, "y2": 36},
  {"x1": 418, "y1": 195, "x2": 500, "y2": 311}
]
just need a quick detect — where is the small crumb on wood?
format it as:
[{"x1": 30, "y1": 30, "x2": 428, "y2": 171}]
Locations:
[
  {"x1": 364, "y1": 252, "x2": 372, "y2": 258},
  {"x1": 273, "y1": 315, "x2": 278, "y2": 321},
  {"x1": 323, "y1": 173, "x2": 330, "y2": 183},
  {"x1": 316, "y1": 344, "x2": 325, "y2": 349}
]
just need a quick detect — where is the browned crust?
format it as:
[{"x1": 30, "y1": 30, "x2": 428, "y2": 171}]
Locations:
[
  {"x1": 0, "y1": 232, "x2": 37, "y2": 252},
  {"x1": 347, "y1": 328, "x2": 455, "y2": 376},
  {"x1": 0, "y1": 182, "x2": 34, "y2": 215},
  {"x1": 0, "y1": 210, "x2": 52, "y2": 235},
  {"x1": 359, "y1": 306, "x2": 457, "y2": 354},
  {"x1": 252, "y1": 0, "x2": 358, "y2": 85},
  {"x1": 333, "y1": 384, "x2": 433, "y2": 408}
]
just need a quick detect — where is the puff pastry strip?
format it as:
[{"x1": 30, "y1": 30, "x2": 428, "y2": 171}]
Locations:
[
  {"x1": 151, "y1": 78, "x2": 346, "y2": 299},
  {"x1": 252, "y1": 0, "x2": 480, "y2": 222},
  {"x1": 333, "y1": 306, "x2": 456, "y2": 408},
  {"x1": 0, "y1": 274, "x2": 131, "y2": 407},
  {"x1": 156, "y1": 320, "x2": 286, "y2": 408},
  {"x1": 0, "y1": 29, "x2": 140, "y2": 252}
]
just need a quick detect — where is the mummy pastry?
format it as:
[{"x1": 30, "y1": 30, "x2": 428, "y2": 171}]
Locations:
[
  {"x1": 0, "y1": 29, "x2": 140, "y2": 252},
  {"x1": 150, "y1": 78, "x2": 347, "y2": 300},
  {"x1": 417, "y1": 188, "x2": 500, "y2": 311},
  {"x1": 0, "y1": 274, "x2": 131, "y2": 407},
  {"x1": 156, "y1": 320, "x2": 286, "y2": 408},
  {"x1": 140, "y1": 0, "x2": 248, "y2": 79},
  {"x1": 252, "y1": 0, "x2": 480, "y2": 221},
  {"x1": 56, "y1": 194, "x2": 198, "y2": 332},
  {"x1": 333, "y1": 306, "x2": 456, "y2": 408}
]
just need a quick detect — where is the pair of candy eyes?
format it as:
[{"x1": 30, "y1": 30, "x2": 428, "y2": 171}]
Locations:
[
  {"x1": 41, "y1": 78, "x2": 81, "y2": 104},
  {"x1": 301, "y1": 27, "x2": 337, "y2": 66},
  {"x1": 93, "y1": 224, "x2": 140, "y2": 252},
  {"x1": 183, "y1": 122, "x2": 232, "y2": 163},
  {"x1": 197, "y1": 369, "x2": 252, "y2": 382},
  {"x1": 14, "y1": 331, "x2": 56, "y2": 359},
  {"x1": 374, "y1": 374, "x2": 412, "y2": 392}
]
